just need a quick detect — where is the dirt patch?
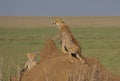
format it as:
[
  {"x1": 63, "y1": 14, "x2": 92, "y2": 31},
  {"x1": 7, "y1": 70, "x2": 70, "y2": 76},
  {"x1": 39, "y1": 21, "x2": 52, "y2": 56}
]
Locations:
[{"x1": 21, "y1": 39, "x2": 120, "y2": 81}]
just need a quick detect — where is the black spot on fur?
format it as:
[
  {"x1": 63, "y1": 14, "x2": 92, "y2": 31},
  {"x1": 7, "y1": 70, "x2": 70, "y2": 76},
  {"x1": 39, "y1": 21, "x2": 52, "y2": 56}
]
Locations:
[
  {"x1": 71, "y1": 53, "x2": 77, "y2": 58},
  {"x1": 64, "y1": 45, "x2": 68, "y2": 52},
  {"x1": 71, "y1": 51, "x2": 79, "y2": 58}
]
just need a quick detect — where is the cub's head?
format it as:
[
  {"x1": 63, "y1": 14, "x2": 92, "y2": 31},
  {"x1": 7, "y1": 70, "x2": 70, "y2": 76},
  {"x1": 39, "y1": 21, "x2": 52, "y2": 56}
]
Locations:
[
  {"x1": 27, "y1": 53, "x2": 36, "y2": 61},
  {"x1": 52, "y1": 18, "x2": 65, "y2": 29}
]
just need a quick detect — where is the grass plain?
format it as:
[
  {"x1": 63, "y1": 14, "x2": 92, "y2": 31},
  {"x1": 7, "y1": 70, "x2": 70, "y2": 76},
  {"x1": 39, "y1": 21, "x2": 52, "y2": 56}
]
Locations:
[
  {"x1": 0, "y1": 16, "x2": 120, "y2": 81},
  {"x1": 0, "y1": 16, "x2": 120, "y2": 28}
]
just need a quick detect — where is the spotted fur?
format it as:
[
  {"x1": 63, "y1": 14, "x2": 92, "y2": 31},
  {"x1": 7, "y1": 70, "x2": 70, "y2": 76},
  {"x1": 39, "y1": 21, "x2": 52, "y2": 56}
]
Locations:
[{"x1": 52, "y1": 18, "x2": 85, "y2": 63}]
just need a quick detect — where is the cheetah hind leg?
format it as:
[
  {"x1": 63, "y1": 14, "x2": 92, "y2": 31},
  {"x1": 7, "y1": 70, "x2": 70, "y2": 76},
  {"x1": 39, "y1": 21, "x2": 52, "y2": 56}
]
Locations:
[{"x1": 76, "y1": 53, "x2": 85, "y2": 63}]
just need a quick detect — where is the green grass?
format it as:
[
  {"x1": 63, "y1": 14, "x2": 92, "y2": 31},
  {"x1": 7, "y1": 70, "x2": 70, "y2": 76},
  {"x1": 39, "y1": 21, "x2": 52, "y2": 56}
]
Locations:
[{"x1": 0, "y1": 27, "x2": 120, "y2": 81}]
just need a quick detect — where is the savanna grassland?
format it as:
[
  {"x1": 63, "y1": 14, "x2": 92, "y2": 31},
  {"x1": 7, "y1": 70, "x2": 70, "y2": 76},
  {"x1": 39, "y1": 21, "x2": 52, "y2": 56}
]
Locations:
[{"x1": 0, "y1": 16, "x2": 120, "y2": 81}]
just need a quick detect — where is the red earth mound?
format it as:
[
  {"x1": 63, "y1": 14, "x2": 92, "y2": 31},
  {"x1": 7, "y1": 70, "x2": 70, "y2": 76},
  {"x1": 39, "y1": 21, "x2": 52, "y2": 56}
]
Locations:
[{"x1": 21, "y1": 39, "x2": 120, "y2": 81}]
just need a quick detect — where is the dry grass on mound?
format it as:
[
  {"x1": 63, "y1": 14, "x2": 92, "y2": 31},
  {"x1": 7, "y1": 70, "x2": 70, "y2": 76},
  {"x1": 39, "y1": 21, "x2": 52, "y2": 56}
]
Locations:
[{"x1": 19, "y1": 39, "x2": 120, "y2": 81}]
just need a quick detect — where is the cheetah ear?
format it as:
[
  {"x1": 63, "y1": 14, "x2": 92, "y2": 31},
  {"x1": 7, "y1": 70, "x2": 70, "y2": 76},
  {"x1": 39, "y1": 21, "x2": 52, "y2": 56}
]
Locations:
[{"x1": 62, "y1": 19, "x2": 64, "y2": 22}]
